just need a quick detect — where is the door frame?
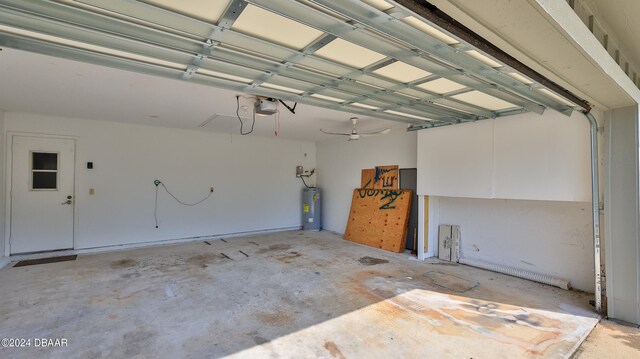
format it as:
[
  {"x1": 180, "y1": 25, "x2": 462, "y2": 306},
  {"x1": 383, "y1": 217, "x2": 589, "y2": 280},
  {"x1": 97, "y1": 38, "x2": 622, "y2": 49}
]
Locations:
[
  {"x1": 399, "y1": 168, "x2": 418, "y2": 252},
  {"x1": 4, "y1": 132, "x2": 79, "y2": 256}
]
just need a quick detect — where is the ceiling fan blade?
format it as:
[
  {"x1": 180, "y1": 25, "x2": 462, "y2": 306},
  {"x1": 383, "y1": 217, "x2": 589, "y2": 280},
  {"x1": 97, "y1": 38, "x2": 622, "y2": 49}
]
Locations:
[
  {"x1": 359, "y1": 128, "x2": 391, "y2": 136},
  {"x1": 320, "y1": 129, "x2": 351, "y2": 136}
]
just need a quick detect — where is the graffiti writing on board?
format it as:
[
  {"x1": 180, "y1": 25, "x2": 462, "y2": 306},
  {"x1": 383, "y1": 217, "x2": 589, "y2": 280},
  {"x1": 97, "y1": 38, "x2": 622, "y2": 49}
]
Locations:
[
  {"x1": 374, "y1": 167, "x2": 398, "y2": 188},
  {"x1": 357, "y1": 187, "x2": 403, "y2": 210},
  {"x1": 379, "y1": 191, "x2": 402, "y2": 210}
]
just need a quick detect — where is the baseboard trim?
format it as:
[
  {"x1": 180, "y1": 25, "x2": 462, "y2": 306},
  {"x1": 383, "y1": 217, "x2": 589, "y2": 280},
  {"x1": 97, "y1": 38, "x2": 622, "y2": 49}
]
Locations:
[
  {"x1": 0, "y1": 256, "x2": 11, "y2": 270},
  {"x1": 3, "y1": 226, "x2": 302, "y2": 263}
]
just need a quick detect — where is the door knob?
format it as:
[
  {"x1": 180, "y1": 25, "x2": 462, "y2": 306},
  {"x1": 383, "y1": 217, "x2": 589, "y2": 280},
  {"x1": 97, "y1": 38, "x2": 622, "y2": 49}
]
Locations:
[{"x1": 61, "y1": 199, "x2": 73, "y2": 205}]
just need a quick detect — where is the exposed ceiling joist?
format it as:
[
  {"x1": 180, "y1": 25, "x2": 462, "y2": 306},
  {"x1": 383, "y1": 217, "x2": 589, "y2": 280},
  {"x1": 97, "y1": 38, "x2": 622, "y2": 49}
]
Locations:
[{"x1": 0, "y1": 0, "x2": 585, "y2": 130}]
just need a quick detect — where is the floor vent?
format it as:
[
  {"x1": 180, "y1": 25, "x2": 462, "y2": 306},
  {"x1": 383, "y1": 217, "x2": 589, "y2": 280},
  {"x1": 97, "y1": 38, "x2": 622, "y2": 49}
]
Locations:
[{"x1": 13, "y1": 255, "x2": 77, "y2": 267}]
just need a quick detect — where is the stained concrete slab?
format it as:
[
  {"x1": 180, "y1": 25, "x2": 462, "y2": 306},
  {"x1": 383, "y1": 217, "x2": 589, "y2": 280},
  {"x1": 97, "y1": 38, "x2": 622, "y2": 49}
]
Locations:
[
  {"x1": 0, "y1": 231, "x2": 598, "y2": 358},
  {"x1": 573, "y1": 319, "x2": 640, "y2": 358}
]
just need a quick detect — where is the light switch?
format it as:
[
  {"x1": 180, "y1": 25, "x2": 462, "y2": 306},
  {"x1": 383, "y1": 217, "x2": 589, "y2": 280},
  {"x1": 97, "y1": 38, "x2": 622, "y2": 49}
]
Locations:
[{"x1": 89, "y1": 188, "x2": 95, "y2": 195}]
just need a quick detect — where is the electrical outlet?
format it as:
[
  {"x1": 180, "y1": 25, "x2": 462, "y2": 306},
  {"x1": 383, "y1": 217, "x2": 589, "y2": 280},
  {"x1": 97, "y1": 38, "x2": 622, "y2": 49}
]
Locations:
[
  {"x1": 89, "y1": 188, "x2": 95, "y2": 195},
  {"x1": 296, "y1": 165, "x2": 304, "y2": 177},
  {"x1": 210, "y1": 187, "x2": 214, "y2": 193}
]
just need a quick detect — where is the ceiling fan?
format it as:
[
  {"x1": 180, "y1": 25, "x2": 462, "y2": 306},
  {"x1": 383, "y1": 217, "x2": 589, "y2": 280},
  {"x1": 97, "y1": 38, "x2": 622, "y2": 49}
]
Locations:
[{"x1": 320, "y1": 117, "x2": 391, "y2": 141}]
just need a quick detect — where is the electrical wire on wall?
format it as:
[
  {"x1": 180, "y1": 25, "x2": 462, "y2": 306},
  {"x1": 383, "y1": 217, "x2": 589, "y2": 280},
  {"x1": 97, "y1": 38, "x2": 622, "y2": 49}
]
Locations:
[
  {"x1": 300, "y1": 176, "x2": 312, "y2": 188},
  {"x1": 153, "y1": 179, "x2": 214, "y2": 228},
  {"x1": 298, "y1": 169, "x2": 316, "y2": 189},
  {"x1": 236, "y1": 95, "x2": 256, "y2": 135}
]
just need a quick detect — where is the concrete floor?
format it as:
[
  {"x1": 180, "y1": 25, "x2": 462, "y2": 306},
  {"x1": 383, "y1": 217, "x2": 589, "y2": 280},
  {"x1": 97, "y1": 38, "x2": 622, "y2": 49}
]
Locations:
[
  {"x1": 574, "y1": 319, "x2": 640, "y2": 358},
  {"x1": 0, "y1": 230, "x2": 599, "y2": 358}
]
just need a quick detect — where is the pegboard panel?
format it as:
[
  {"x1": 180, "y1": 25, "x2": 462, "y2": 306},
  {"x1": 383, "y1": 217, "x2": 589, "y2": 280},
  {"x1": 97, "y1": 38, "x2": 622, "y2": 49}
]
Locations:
[{"x1": 344, "y1": 188, "x2": 412, "y2": 253}]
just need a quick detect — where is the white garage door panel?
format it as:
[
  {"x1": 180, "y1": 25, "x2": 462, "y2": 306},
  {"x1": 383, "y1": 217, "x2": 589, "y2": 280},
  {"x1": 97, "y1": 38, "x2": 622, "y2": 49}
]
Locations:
[
  {"x1": 493, "y1": 111, "x2": 591, "y2": 201},
  {"x1": 417, "y1": 120, "x2": 494, "y2": 198}
]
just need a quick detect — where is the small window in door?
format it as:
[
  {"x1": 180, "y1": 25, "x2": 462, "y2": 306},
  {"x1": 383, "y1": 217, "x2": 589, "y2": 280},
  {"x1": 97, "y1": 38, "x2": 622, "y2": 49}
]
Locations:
[{"x1": 31, "y1": 152, "x2": 58, "y2": 190}]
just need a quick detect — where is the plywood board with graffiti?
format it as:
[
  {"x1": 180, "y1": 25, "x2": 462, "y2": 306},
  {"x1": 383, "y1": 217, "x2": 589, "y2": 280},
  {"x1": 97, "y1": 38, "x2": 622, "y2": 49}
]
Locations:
[
  {"x1": 361, "y1": 169, "x2": 376, "y2": 188},
  {"x1": 344, "y1": 188, "x2": 412, "y2": 253},
  {"x1": 361, "y1": 165, "x2": 399, "y2": 189}
]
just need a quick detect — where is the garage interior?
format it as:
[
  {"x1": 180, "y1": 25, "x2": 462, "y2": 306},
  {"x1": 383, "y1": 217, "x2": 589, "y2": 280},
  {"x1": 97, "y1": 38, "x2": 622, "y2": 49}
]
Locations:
[{"x1": 0, "y1": 0, "x2": 639, "y2": 358}]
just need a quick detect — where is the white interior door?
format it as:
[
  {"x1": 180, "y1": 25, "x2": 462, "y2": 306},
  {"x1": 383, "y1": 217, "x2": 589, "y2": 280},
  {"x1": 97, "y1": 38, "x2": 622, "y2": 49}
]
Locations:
[{"x1": 10, "y1": 136, "x2": 75, "y2": 254}]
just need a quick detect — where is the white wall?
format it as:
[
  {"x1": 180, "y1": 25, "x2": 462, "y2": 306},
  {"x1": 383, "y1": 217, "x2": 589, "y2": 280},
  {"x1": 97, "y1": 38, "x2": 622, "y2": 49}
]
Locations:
[
  {"x1": 3, "y1": 112, "x2": 316, "y2": 252},
  {"x1": 417, "y1": 110, "x2": 599, "y2": 292},
  {"x1": 418, "y1": 110, "x2": 592, "y2": 201},
  {"x1": 316, "y1": 130, "x2": 417, "y2": 233},
  {"x1": 437, "y1": 197, "x2": 594, "y2": 291}
]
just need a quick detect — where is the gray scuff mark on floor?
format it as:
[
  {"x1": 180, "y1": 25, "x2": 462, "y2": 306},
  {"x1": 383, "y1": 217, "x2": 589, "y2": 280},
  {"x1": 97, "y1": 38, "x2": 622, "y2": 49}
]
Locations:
[{"x1": 423, "y1": 270, "x2": 479, "y2": 293}]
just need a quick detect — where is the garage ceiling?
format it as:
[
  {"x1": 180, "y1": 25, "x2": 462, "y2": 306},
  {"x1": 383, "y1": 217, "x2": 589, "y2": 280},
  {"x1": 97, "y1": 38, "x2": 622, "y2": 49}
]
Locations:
[{"x1": 0, "y1": 0, "x2": 583, "y2": 128}]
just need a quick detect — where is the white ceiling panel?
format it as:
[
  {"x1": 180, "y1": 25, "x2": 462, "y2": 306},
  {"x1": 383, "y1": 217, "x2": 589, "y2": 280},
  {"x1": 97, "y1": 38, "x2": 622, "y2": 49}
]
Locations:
[
  {"x1": 466, "y1": 50, "x2": 503, "y2": 68},
  {"x1": 384, "y1": 109, "x2": 432, "y2": 121},
  {"x1": 310, "y1": 93, "x2": 345, "y2": 102},
  {"x1": 352, "y1": 102, "x2": 379, "y2": 110},
  {"x1": 145, "y1": 0, "x2": 232, "y2": 23},
  {"x1": 361, "y1": 0, "x2": 394, "y2": 11},
  {"x1": 315, "y1": 38, "x2": 387, "y2": 69},
  {"x1": 197, "y1": 68, "x2": 252, "y2": 83},
  {"x1": 508, "y1": 72, "x2": 534, "y2": 85},
  {"x1": 260, "y1": 83, "x2": 304, "y2": 94},
  {"x1": 538, "y1": 88, "x2": 576, "y2": 107},
  {"x1": 402, "y1": 16, "x2": 460, "y2": 45},
  {"x1": 452, "y1": 91, "x2": 516, "y2": 110},
  {"x1": 417, "y1": 78, "x2": 466, "y2": 94},
  {"x1": 373, "y1": 61, "x2": 432, "y2": 83},
  {"x1": 232, "y1": 4, "x2": 323, "y2": 50}
]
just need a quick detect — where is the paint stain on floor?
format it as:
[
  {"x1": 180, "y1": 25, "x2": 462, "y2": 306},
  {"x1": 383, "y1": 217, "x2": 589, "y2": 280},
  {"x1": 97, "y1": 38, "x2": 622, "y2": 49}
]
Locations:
[
  {"x1": 257, "y1": 244, "x2": 291, "y2": 254},
  {"x1": 424, "y1": 270, "x2": 479, "y2": 293},
  {"x1": 357, "y1": 256, "x2": 389, "y2": 266},
  {"x1": 256, "y1": 311, "x2": 294, "y2": 327},
  {"x1": 324, "y1": 341, "x2": 346, "y2": 359},
  {"x1": 110, "y1": 258, "x2": 138, "y2": 269},
  {"x1": 185, "y1": 253, "x2": 220, "y2": 268},
  {"x1": 277, "y1": 251, "x2": 302, "y2": 263}
]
